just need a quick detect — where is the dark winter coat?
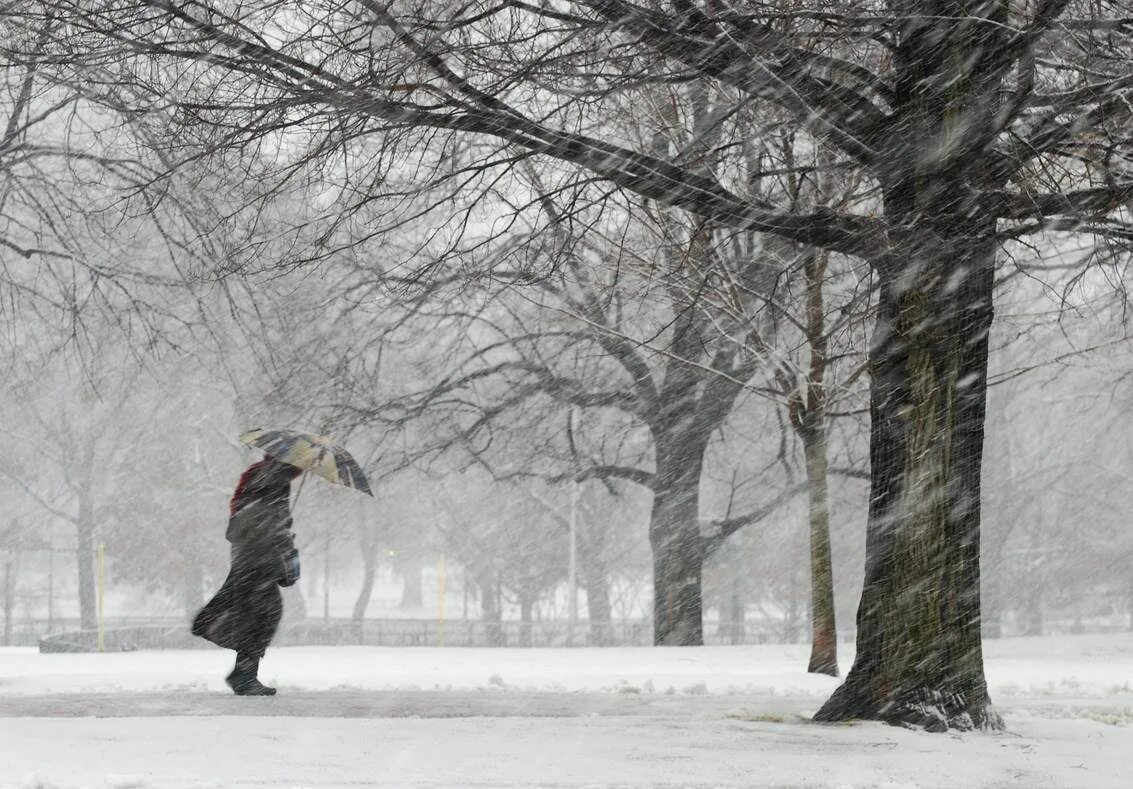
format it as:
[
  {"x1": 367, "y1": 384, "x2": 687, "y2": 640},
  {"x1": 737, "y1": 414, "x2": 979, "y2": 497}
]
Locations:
[{"x1": 191, "y1": 459, "x2": 301, "y2": 657}]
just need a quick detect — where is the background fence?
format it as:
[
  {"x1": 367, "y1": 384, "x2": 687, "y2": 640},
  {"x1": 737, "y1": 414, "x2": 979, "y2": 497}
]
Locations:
[{"x1": 27, "y1": 616, "x2": 787, "y2": 652}]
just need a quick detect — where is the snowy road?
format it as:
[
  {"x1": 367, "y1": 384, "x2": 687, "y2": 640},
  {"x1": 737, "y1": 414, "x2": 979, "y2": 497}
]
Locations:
[{"x1": 2, "y1": 637, "x2": 1131, "y2": 787}]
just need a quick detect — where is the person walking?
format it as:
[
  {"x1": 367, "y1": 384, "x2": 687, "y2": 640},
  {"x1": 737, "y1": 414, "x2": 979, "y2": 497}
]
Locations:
[{"x1": 192, "y1": 456, "x2": 303, "y2": 695}]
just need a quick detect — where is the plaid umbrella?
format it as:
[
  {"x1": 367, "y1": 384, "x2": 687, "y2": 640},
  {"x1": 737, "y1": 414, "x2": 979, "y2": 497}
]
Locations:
[{"x1": 239, "y1": 428, "x2": 373, "y2": 496}]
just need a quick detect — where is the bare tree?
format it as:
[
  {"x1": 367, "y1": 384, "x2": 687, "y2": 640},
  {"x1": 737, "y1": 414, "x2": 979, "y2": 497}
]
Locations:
[
  {"x1": 0, "y1": 348, "x2": 142, "y2": 630},
  {"x1": 14, "y1": 0, "x2": 1133, "y2": 729}
]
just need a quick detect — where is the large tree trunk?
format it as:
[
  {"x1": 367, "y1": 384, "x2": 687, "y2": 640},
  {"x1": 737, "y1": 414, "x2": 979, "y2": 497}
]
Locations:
[
  {"x1": 803, "y1": 423, "x2": 838, "y2": 676},
  {"x1": 353, "y1": 514, "x2": 382, "y2": 624},
  {"x1": 582, "y1": 554, "x2": 613, "y2": 646},
  {"x1": 800, "y1": 247, "x2": 838, "y2": 676},
  {"x1": 352, "y1": 544, "x2": 378, "y2": 622},
  {"x1": 578, "y1": 497, "x2": 614, "y2": 646},
  {"x1": 815, "y1": 223, "x2": 1001, "y2": 731},
  {"x1": 649, "y1": 441, "x2": 707, "y2": 646}
]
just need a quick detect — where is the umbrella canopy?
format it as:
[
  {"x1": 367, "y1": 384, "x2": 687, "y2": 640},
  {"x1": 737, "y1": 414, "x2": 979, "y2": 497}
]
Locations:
[{"x1": 239, "y1": 428, "x2": 373, "y2": 496}]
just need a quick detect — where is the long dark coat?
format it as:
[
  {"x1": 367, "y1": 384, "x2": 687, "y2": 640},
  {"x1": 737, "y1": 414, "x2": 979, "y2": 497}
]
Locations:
[{"x1": 192, "y1": 460, "x2": 299, "y2": 658}]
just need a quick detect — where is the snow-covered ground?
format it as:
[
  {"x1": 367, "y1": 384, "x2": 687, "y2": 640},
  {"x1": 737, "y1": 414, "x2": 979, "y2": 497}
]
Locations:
[{"x1": 1, "y1": 635, "x2": 1131, "y2": 788}]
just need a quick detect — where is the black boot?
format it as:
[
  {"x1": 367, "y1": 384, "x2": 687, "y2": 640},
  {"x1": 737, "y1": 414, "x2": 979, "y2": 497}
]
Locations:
[{"x1": 226, "y1": 653, "x2": 276, "y2": 696}]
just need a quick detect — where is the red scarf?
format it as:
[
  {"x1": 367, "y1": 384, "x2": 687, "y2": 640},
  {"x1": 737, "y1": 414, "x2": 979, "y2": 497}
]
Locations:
[{"x1": 229, "y1": 458, "x2": 274, "y2": 515}]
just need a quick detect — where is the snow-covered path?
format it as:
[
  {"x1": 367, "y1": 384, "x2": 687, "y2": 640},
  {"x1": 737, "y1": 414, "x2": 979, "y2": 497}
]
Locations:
[
  {"x1": 1, "y1": 635, "x2": 1131, "y2": 787},
  {"x1": 0, "y1": 689, "x2": 797, "y2": 719},
  {"x1": 4, "y1": 709, "x2": 1126, "y2": 788}
]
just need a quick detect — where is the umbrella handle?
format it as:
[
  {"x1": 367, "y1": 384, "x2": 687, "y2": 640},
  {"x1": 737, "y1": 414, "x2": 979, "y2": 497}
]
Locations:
[{"x1": 290, "y1": 470, "x2": 310, "y2": 514}]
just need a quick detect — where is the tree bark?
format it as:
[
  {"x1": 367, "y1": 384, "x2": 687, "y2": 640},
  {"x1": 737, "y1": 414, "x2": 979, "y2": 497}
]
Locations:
[
  {"x1": 577, "y1": 495, "x2": 614, "y2": 646},
  {"x1": 799, "y1": 248, "x2": 838, "y2": 676},
  {"x1": 352, "y1": 543, "x2": 378, "y2": 623},
  {"x1": 803, "y1": 423, "x2": 838, "y2": 675},
  {"x1": 649, "y1": 441, "x2": 707, "y2": 646},
  {"x1": 815, "y1": 223, "x2": 1001, "y2": 731},
  {"x1": 582, "y1": 553, "x2": 613, "y2": 646}
]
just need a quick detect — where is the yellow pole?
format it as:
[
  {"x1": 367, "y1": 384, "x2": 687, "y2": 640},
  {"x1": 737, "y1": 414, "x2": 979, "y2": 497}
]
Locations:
[
  {"x1": 438, "y1": 554, "x2": 446, "y2": 647},
  {"x1": 96, "y1": 542, "x2": 105, "y2": 653}
]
